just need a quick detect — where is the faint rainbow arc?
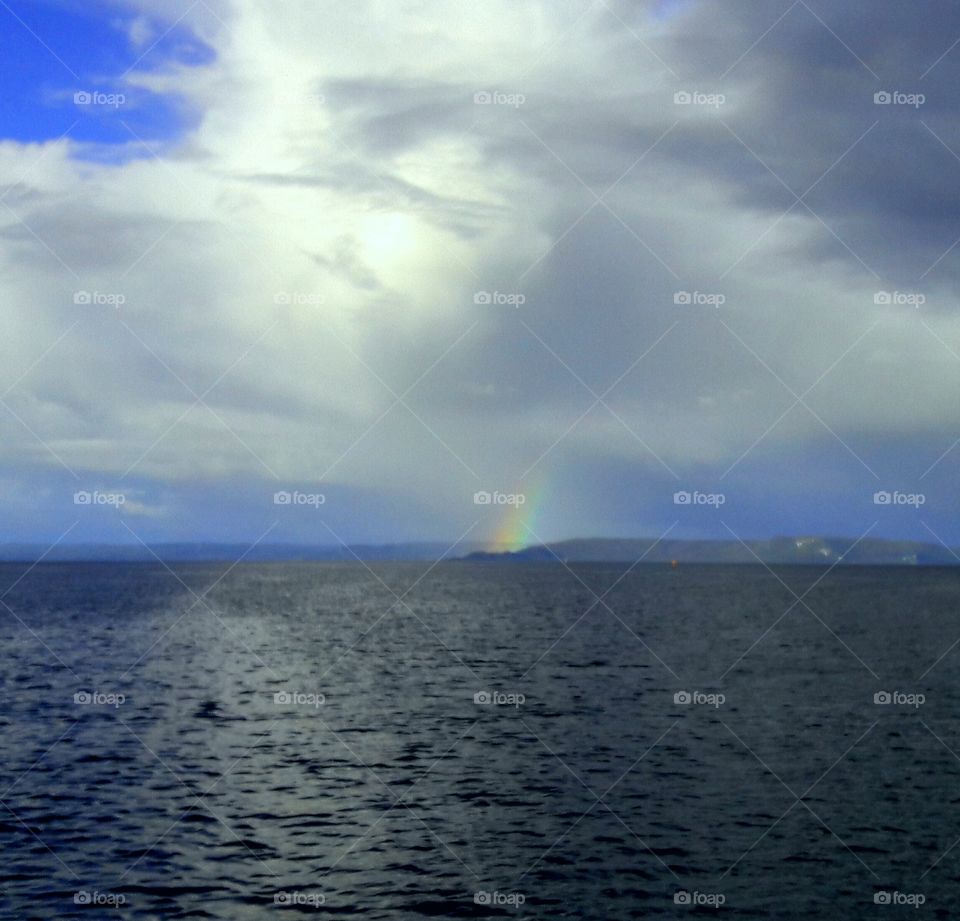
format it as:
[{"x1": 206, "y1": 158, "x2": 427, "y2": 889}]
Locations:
[{"x1": 487, "y1": 479, "x2": 547, "y2": 552}]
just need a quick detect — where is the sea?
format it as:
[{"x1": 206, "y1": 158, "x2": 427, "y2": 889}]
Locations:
[{"x1": 1, "y1": 561, "x2": 959, "y2": 919}]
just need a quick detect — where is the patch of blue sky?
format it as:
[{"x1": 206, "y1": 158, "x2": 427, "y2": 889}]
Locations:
[{"x1": 0, "y1": 1, "x2": 214, "y2": 159}]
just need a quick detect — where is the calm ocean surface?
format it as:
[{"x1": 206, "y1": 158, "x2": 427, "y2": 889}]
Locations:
[{"x1": 2, "y1": 561, "x2": 960, "y2": 919}]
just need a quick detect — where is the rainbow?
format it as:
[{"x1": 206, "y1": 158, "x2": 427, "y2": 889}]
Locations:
[{"x1": 487, "y1": 478, "x2": 547, "y2": 552}]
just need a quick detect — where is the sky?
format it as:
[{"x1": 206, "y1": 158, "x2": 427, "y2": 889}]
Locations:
[{"x1": 1, "y1": 0, "x2": 959, "y2": 551}]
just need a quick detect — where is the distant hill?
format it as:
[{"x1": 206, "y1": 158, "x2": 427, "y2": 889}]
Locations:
[{"x1": 461, "y1": 536, "x2": 960, "y2": 566}]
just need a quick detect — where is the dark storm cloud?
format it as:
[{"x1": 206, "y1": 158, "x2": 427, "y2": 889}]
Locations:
[{"x1": 605, "y1": 0, "x2": 960, "y2": 284}]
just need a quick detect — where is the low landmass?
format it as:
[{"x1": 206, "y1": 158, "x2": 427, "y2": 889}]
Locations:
[
  {"x1": 461, "y1": 536, "x2": 960, "y2": 566},
  {"x1": 0, "y1": 535, "x2": 956, "y2": 564},
  {"x1": 0, "y1": 542, "x2": 488, "y2": 563}
]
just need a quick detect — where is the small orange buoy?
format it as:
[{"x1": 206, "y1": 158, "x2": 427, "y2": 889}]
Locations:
[{"x1": 671, "y1": 559, "x2": 678, "y2": 569}]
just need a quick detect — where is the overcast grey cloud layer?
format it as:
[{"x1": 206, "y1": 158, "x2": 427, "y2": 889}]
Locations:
[{"x1": 2, "y1": 0, "x2": 960, "y2": 549}]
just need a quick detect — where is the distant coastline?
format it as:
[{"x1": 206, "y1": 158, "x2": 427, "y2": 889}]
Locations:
[
  {"x1": 462, "y1": 536, "x2": 960, "y2": 566},
  {"x1": 0, "y1": 535, "x2": 957, "y2": 565}
]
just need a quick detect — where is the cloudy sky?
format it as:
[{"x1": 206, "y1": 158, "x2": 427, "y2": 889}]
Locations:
[{"x1": 2, "y1": 0, "x2": 959, "y2": 550}]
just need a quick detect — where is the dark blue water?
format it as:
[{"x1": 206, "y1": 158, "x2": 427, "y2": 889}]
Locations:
[{"x1": 1, "y1": 562, "x2": 959, "y2": 919}]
